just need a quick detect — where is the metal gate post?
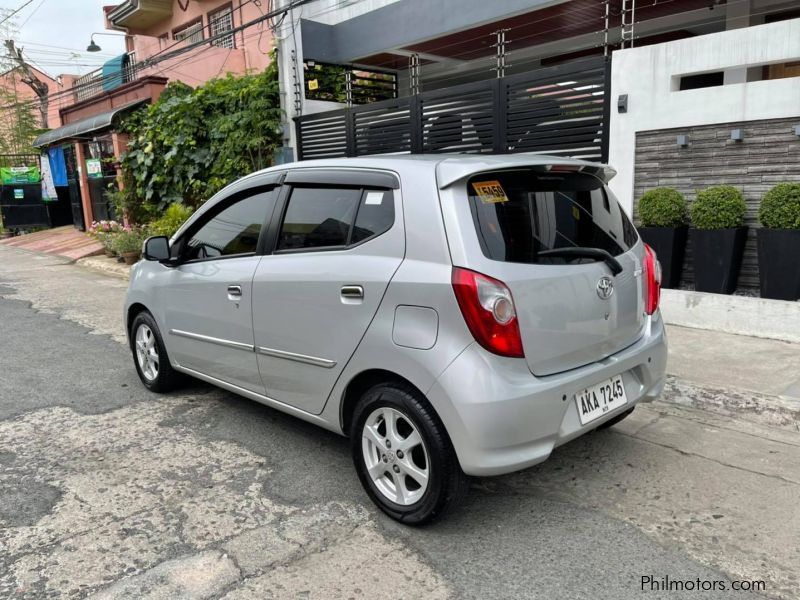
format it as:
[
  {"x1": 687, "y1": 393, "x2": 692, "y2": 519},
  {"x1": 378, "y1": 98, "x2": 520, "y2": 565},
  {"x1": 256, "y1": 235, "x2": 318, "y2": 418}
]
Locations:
[
  {"x1": 345, "y1": 109, "x2": 356, "y2": 157},
  {"x1": 600, "y1": 57, "x2": 612, "y2": 163},
  {"x1": 492, "y1": 78, "x2": 508, "y2": 153},
  {"x1": 293, "y1": 118, "x2": 304, "y2": 161},
  {"x1": 410, "y1": 96, "x2": 423, "y2": 154}
]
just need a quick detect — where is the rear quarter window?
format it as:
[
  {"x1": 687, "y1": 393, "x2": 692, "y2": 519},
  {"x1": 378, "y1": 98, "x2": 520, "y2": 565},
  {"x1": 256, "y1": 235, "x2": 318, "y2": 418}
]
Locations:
[{"x1": 467, "y1": 170, "x2": 638, "y2": 264}]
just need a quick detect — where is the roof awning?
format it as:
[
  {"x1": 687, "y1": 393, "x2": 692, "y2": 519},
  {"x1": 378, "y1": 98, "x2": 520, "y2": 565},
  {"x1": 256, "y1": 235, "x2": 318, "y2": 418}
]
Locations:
[{"x1": 32, "y1": 99, "x2": 148, "y2": 148}]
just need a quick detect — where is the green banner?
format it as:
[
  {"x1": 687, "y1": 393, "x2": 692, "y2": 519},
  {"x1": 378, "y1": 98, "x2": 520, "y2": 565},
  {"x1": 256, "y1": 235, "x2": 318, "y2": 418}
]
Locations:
[{"x1": 0, "y1": 166, "x2": 41, "y2": 184}]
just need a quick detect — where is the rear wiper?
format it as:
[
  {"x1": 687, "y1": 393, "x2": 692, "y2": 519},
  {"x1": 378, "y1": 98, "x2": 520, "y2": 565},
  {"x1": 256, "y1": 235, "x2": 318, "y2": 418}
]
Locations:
[{"x1": 537, "y1": 247, "x2": 623, "y2": 276}]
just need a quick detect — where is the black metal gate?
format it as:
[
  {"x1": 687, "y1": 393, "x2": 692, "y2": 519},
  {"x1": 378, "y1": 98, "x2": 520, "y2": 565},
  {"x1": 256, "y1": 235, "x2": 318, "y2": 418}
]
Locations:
[
  {"x1": 295, "y1": 56, "x2": 611, "y2": 163},
  {"x1": 62, "y1": 145, "x2": 86, "y2": 230}
]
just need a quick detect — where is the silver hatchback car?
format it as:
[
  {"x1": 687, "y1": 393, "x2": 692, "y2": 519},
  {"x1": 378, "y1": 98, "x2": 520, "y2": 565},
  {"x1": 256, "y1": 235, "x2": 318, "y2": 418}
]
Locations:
[{"x1": 125, "y1": 154, "x2": 667, "y2": 523}]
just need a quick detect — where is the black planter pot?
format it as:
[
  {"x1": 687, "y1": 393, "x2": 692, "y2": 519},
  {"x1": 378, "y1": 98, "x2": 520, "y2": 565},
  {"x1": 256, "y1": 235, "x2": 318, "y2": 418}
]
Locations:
[
  {"x1": 757, "y1": 228, "x2": 800, "y2": 300},
  {"x1": 691, "y1": 227, "x2": 748, "y2": 295},
  {"x1": 638, "y1": 226, "x2": 688, "y2": 289}
]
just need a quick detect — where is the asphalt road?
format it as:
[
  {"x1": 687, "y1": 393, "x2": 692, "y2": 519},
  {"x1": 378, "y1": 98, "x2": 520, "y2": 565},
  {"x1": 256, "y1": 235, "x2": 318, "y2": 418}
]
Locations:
[{"x1": 0, "y1": 247, "x2": 790, "y2": 599}]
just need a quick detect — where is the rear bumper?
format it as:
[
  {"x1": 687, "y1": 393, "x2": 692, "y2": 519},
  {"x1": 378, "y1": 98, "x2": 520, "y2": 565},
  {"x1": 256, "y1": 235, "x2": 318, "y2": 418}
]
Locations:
[{"x1": 427, "y1": 313, "x2": 668, "y2": 476}]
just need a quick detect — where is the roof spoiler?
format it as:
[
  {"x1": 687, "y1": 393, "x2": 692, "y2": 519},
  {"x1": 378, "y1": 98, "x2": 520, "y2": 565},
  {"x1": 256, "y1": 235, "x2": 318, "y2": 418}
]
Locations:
[{"x1": 436, "y1": 156, "x2": 617, "y2": 189}]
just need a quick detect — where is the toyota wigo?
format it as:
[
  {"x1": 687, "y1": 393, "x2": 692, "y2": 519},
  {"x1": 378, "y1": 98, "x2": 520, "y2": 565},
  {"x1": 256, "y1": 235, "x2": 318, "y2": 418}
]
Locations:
[{"x1": 125, "y1": 154, "x2": 667, "y2": 524}]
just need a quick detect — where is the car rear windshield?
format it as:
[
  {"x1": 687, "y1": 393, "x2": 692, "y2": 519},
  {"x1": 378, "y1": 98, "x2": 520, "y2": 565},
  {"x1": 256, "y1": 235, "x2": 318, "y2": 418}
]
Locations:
[{"x1": 467, "y1": 170, "x2": 638, "y2": 264}]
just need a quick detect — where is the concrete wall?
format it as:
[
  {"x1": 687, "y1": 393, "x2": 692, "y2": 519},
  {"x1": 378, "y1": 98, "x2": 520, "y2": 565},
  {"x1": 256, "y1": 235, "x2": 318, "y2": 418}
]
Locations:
[
  {"x1": 608, "y1": 17, "x2": 800, "y2": 215},
  {"x1": 304, "y1": 0, "x2": 401, "y2": 26}
]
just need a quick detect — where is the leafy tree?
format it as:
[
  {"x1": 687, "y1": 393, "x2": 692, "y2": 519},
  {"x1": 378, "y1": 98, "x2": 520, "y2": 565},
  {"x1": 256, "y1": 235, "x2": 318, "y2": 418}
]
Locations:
[{"x1": 119, "y1": 58, "x2": 282, "y2": 219}]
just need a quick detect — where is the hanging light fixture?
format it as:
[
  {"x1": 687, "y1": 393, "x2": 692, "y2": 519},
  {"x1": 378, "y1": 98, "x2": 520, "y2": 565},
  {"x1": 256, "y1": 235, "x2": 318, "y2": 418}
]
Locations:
[{"x1": 86, "y1": 32, "x2": 126, "y2": 53}]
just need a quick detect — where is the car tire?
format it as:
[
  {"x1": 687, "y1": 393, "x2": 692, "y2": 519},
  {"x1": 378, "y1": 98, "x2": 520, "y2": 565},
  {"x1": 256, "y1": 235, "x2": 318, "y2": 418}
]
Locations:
[
  {"x1": 130, "y1": 311, "x2": 182, "y2": 393},
  {"x1": 597, "y1": 407, "x2": 635, "y2": 430},
  {"x1": 350, "y1": 381, "x2": 469, "y2": 525}
]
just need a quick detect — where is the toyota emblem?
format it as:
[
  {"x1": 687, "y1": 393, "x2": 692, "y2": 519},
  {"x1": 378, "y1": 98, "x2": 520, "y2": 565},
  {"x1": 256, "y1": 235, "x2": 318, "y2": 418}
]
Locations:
[{"x1": 596, "y1": 276, "x2": 614, "y2": 300}]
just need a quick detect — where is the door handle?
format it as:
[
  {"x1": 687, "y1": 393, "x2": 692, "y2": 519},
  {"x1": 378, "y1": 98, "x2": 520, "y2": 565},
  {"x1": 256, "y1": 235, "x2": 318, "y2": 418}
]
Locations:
[
  {"x1": 227, "y1": 285, "x2": 243, "y2": 301},
  {"x1": 340, "y1": 285, "x2": 364, "y2": 301}
]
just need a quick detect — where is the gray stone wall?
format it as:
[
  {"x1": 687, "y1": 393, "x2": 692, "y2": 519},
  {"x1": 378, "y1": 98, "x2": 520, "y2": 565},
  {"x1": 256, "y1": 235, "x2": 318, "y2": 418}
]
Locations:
[{"x1": 633, "y1": 116, "x2": 800, "y2": 290}]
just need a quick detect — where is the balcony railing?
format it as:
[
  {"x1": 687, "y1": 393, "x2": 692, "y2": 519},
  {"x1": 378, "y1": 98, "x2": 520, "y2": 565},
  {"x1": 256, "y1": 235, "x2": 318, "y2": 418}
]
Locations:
[{"x1": 72, "y1": 54, "x2": 140, "y2": 103}]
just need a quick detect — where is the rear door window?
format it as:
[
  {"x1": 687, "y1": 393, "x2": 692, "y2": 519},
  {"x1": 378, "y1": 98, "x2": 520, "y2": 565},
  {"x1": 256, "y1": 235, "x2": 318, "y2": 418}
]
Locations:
[
  {"x1": 277, "y1": 186, "x2": 395, "y2": 251},
  {"x1": 467, "y1": 170, "x2": 638, "y2": 264},
  {"x1": 278, "y1": 187, "x2": 361, "y2": 250}
]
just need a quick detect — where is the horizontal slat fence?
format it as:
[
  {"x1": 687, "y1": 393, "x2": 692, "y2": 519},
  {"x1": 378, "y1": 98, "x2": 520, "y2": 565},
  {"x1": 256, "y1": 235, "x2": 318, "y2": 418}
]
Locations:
[{"x1": 295, "y1": 56, "x2": 610, "y2": 162}]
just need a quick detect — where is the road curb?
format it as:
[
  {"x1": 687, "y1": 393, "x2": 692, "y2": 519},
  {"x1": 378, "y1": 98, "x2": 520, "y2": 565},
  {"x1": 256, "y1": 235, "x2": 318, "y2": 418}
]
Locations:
[
  {"x1": 76, "y1": 256, "x2": 132, "y2": 280},
  {"x1": 661, "y1": 289, "x2": 800, "y2": 344}
]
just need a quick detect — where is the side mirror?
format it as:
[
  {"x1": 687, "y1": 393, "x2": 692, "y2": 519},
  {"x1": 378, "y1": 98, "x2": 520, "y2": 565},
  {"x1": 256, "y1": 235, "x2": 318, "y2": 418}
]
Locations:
[{"x1": 143, "y1": 236, "x2": 170, "y2": 262}]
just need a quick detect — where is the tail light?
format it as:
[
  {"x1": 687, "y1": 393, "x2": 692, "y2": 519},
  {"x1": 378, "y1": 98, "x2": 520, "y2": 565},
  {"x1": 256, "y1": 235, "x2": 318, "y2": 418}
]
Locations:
[
  {"x1": 643, "y1": 244, "x2": 662, "y2": 315},
  {"x1": 451, "y1": 267, "x2": 524, "y2": 358}
]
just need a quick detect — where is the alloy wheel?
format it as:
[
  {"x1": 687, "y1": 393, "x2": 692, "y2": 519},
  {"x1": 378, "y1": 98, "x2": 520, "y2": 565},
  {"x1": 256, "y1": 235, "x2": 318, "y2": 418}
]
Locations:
[
  {"x1": 135, "y1": 324, "x2": 160, "y2": 382},
  {"x1": 361, "y1": 406, "x2": 430, "y2": 506}
]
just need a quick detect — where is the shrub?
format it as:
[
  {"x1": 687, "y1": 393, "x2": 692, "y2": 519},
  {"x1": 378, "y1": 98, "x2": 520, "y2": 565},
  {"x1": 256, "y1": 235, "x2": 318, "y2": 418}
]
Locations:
[
  {"x1": 637, "y1": 188, "x2": 689, "y2": 227},
  {"x1": 110, "y1": 228, "x2": 145, "y2": 255},
  {"x1": 758, "y1": 183, "x2": 800, "y2": 229},
  {"x1": 691, "y1": 186, "x2": 747, "y2": 230},
  {"x1": 146, "y1": 203, "x2": 194, "y2": 238},
  {"x1": 119, "y1": 56, "x2": 281, "y2": 214}
]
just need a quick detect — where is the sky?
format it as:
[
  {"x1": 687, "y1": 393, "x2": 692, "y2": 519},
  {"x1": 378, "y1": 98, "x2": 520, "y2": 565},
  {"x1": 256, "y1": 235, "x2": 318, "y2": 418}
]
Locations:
[{"x1": 1, "y1": 0, "x2": 127, "y2": 76}]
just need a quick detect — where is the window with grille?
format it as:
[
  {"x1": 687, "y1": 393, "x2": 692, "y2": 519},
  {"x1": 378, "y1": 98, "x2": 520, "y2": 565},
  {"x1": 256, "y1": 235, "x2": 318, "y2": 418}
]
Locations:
[
  {"x1": 209, "y1": 5, "x2": 235, "y2": 49},
  {"x1": 173, "y1": 19, "x2": 204, "y2": 45}
]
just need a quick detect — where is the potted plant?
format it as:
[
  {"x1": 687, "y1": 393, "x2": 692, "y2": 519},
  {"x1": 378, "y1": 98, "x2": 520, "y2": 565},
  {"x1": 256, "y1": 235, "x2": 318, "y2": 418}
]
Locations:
[
  {"x1": 757, "y1": 183, "x2": 800, "y2": 300},
  {"x1": 88, "y1": 220, "x2": 123, "y2": 257},
  {"x1": 111, "y1": 228, "x2": 144, "y2": 265},
  {"x1": 637, "y1": 188, "x2": 689, "y2": 288},
  {"x1": 690, "y1": 185, "x2": 748, "y2": 295}
]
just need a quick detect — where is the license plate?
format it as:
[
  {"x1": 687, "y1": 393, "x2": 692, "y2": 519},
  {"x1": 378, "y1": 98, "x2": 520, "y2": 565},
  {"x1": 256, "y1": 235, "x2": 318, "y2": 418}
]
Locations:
[{"x1": 575, "y1": 375, "x2": 628, "y2": 426}]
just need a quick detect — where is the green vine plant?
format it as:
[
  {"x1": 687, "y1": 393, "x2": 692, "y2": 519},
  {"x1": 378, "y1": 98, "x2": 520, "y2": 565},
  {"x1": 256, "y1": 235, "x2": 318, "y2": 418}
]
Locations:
[{"x1": 118, "y1": 55, "x2": 282, "y2": 222}]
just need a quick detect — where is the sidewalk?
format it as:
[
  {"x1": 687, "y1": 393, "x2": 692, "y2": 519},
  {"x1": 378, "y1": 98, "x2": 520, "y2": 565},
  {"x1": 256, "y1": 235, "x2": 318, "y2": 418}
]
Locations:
[
  {"x1": 665, "y1": 325, "x2": 800, "y2": 431},
  {"x1": 0, "y1": 226, "x2": 103, "y2": 260}
]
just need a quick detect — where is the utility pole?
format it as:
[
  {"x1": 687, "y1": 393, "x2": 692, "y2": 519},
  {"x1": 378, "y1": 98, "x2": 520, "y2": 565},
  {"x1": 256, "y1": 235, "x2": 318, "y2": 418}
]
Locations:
[{"x1": 4, "y1": 39, "x2": 49, "y2": 128}]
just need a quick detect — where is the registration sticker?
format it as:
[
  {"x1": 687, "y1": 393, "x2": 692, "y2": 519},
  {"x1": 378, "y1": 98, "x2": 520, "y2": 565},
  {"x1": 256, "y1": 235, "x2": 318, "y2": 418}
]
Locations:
[
  {"x1": 365, "y1": 191, "x2": 384, "y2": 205},
  {"x1": 472, "y1": 180, "x2": 509, "y2": 204}
]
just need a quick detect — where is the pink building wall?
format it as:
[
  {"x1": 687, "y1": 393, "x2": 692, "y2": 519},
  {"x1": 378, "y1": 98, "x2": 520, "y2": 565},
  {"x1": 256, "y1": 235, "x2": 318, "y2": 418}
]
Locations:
[
  {"x1": 0, "y1": 66, "x2": 76, "y2": 129},
  {"x1": 105, "y1": 0, "x2": 274, "y2": 88}
]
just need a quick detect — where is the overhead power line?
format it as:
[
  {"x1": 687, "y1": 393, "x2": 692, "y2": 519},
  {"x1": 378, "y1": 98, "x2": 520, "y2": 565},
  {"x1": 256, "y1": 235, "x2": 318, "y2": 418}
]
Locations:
[
  {"x1": 0, "y1": 0, "x2": 316, "y2": 114},
  {"x1": 19, "y1": 0, "x2": 48, "y2": 28},
  {"x1": 0, "y1": 0, "x2": 34, "y2": 28}
]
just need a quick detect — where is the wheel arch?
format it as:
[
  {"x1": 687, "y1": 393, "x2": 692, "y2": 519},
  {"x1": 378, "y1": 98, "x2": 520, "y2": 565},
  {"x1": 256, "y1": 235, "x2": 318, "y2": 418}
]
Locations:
[
  {"x1": 126, "y1": 302, "x2": 150, "y2": 341},
  {"x1": 340, "y1": 369, "x2": 427, "y2": 437}
]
